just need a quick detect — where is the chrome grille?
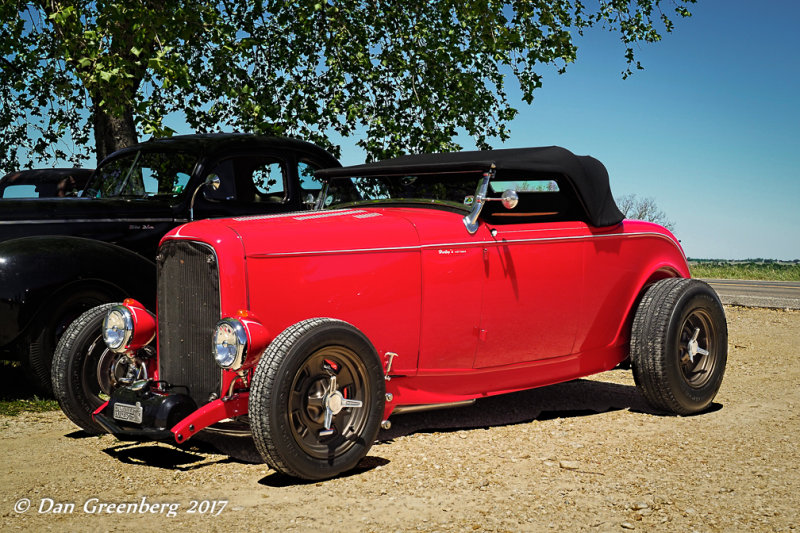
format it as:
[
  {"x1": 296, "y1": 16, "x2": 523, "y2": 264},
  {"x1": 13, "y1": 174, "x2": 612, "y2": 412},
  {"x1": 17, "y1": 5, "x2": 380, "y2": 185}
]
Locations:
[{"x1": 157, "y1": 240, "x2": 221, "y2": 406}]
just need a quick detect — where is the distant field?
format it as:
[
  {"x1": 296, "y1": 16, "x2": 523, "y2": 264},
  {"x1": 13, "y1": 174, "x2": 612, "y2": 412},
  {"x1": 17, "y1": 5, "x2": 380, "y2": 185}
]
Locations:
[{"x1": 689, "y1": 261, "x2": 800, "y2": 281}]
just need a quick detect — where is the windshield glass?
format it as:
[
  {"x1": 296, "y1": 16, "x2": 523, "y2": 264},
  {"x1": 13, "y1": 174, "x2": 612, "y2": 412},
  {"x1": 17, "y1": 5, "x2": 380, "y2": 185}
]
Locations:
[
  {"x1": 84, "y1": 150, "x2": 196, "y2": 198},
  {"x1": 322, "y1": 172, "x2": 482, "y2": 210}
]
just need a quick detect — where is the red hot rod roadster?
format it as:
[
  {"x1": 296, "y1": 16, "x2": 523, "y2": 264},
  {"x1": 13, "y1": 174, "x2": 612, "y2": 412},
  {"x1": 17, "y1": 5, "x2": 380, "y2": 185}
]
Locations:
[{"x1": 53, "y1": 146, "x2": 727, "y2": 480}]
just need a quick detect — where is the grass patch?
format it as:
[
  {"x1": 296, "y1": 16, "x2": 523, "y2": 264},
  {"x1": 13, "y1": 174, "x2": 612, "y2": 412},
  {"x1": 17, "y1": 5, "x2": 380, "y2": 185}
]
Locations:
[
  {"x1": 689, "y1": 261, "x2": 800, "y2": 281},
  {"x1": 0, "y1": 397, "x2": 59, "y2": 417},
  {"x1": 0, "y1": 360, "x2": 60, "y2": 416}
]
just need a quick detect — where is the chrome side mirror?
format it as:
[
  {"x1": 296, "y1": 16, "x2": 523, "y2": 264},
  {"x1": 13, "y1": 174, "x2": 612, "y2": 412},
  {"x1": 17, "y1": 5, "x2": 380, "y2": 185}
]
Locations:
[
  {"x1": 482, "y1": 189, "x2": 519, "y2": 210},
  {"x1": 463, "y1": 181, "x2": 517, "y2": 234},
  {"x1": 189, "y1": 174, "x2": 222, "y2": 221},
  {"x1": 499, "y1": 189, "x2": 519, "y2": 210},
  {"x1": 206, "y1": 175, "x2": 221, "y2": 192}
]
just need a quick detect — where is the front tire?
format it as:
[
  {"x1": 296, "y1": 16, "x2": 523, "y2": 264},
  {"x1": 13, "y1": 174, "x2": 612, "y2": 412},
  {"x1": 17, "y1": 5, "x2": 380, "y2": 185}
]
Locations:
[
  {"x1": 631, "y1": 278, "x2": 727, "y2": 415},
  {"x1": 249, "y1": 318, "x2": 385, "y2": 480},
  {"x1": 51, "y1": 303, "x2": 124, "y2": 434}
]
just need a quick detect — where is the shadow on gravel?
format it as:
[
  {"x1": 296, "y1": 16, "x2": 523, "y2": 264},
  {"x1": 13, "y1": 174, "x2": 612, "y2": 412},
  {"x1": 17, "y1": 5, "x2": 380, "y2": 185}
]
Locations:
[
  {"x1": 92, "y1": 372, "x2": 723, "y2": 478},
  {"x1": 258, "y1": 456, "x2": 390, "y2": 488},
  {"x1": 65, "y1": 430, "x2": 98, "y2": 439},
  {"x1": 633, "y1": 401, "x2": 723, "y2": 417},
  {"x1": 378, "y1": 375, "x2": 687, "y2": 441},
  {"x1": 102, "y1": 442, "x2": 231, "y2": 471}
]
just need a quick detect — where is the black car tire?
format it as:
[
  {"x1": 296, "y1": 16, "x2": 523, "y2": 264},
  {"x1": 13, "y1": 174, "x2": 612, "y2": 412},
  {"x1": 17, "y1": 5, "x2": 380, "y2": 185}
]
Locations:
[
  {"x1": 631, "y1": 278, "x2": 728, "y2": 415},
  {"x1": 51, "y1": 302, "x2": 121, "y2": 434},
  {"x1": 249, "y1": 318, "x2": 385, "y2": 480},
  {"x1": 24, "y1": 290, "x2": 111, "y2": 396}
]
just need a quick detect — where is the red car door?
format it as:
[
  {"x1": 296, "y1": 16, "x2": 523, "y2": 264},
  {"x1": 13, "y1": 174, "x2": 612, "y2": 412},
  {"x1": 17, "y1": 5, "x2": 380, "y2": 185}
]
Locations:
[
  {"x1": 472, "y1": 221, "x2": 587, "y2": 368},
  {"x1": 413, "y1": 213, "x2": 492, "y2": 372}
]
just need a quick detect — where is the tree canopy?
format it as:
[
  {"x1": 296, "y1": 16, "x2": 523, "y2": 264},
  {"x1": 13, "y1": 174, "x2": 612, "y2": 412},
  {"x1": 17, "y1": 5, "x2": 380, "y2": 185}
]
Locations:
[{"x1": 1, "y1": 1, "x2": 697, "y2": 171}]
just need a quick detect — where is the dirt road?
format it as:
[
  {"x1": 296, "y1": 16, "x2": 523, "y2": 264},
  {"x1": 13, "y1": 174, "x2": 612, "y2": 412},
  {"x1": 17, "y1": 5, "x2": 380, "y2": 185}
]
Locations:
[{"x1": 2, "y1": 306, "x2": 798, "y2": 532}]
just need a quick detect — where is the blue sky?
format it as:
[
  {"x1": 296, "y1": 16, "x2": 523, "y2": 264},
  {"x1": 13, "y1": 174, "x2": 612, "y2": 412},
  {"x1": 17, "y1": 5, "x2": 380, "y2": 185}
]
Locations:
[
  {"x1": 520, "y1": 0, "x2": 800, "y2": 260},
  {"x1": 519, "y1": 0, "x2": 800, "y2": 260},
  {"x1": 335, "y1": 1, "x2": 798, "y2": 260}
]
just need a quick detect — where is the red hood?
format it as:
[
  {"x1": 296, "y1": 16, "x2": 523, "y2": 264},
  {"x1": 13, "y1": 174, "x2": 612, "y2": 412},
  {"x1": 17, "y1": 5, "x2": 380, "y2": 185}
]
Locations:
[{"x1": 215, "y1": 208, "x2": 424, "y2": 257}]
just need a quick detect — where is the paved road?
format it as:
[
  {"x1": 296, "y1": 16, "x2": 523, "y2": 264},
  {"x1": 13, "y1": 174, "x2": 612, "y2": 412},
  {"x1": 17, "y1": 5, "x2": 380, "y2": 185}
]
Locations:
[{"x1": 702, "y1": 278, "x2": 800, "y2": 310}]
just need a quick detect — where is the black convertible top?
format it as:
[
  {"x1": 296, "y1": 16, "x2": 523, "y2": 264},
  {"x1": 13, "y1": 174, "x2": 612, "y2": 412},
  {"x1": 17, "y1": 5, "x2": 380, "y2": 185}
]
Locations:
[{"x1": 317, "y1": 146, "x2": 624, "y2": 227}]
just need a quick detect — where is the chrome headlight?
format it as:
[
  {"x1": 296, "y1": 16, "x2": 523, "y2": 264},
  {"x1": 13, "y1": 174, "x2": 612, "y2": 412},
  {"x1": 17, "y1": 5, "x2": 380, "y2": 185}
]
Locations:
[
  {"x1": 213, "y1": 318, "x2": 248, "y2": 370},
  {"x1": 103, "y1": 306, "x2": 133, "y2": 352}
]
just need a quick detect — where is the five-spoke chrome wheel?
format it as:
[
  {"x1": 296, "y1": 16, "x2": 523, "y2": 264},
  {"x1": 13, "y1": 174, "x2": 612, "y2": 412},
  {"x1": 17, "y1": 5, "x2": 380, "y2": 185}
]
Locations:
[
  {"x1": 289, "y1": 347, "x2": 368, "y2": 457},
  {"x1": 678, "y1": 309, "x2": 718, "y2": 389}
]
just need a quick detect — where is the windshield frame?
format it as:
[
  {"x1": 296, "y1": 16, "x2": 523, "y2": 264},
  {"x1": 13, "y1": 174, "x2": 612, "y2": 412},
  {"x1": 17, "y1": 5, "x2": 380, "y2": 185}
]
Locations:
[{"x1": 316, "y1": 170, "x2": 485, "y2": 213}]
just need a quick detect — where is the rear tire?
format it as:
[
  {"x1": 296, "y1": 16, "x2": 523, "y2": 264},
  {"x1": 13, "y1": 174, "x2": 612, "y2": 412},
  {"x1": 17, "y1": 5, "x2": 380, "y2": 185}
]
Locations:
[
  {"x1": 631, "y1": 278, "x2": 727, "y2": 415},
  {"x1": 249, "y1": 318, "x2": 385, "y2": 480},
  {"x1": 51, "y1": 303, "x2": 121, "y2": 434}
]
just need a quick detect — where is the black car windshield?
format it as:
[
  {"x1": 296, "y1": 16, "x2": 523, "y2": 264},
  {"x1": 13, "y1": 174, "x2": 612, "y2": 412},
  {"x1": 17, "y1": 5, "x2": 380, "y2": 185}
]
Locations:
[
  {"x1": 83, "y1": 150, "x2": 197, "y2": 198},
  {"x1": 321, "y1": 172, "x2": 482, "y2": 211}
]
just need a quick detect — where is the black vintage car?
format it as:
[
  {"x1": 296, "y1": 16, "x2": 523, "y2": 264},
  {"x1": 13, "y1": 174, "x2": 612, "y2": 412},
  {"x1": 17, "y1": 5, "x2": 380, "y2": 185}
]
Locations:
[
  {"x1": 0, "y1": 168, "x2": 94, "y2": 198},
  {"x1": 0, "y1": 134, "x2": 339, "y2": 393}
]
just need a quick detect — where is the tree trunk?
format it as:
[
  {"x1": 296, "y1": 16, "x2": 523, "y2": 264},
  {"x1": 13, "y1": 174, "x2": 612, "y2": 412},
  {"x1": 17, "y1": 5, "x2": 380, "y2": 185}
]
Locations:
[{"x1": 93, "y1": 103, "x2": 138, "y2": 165}]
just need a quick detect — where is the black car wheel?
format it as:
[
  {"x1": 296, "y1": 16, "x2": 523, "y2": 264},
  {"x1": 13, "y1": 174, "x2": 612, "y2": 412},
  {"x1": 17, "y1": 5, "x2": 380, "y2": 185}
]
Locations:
[
  {"x1": 51, "y1": 303, "x2": 123, "y2": 434},
  {"x1": 249, "y1": 318, "x2": 385, "y2": 480},
  {"x1": 631, "y1": 278, "x2": 728, "y2": 415},
  {"x1": 24, "y1": 290, "x2": 111, "y2": 396}
]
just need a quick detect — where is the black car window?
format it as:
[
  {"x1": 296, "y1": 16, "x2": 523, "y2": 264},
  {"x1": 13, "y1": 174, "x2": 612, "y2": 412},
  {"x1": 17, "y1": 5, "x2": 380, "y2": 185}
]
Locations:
[
  {"x1": 205, "y1": 155, "x2": 287, "y2": 203},
  {"x1": 86, "y1": 150, "x2": 195, "y2": 198},
  {"x1": 298, "y1": 160, "x2": 322, "y2": 193},
  {"x1": 482, "y1": 172, "x2": 586, "y2": 224},
  {"x1": 252, "y1": 160, "x2": 285, "y2": 201},
  {"x1": 298, "y1": 160, "x2": 324, "y2": 208},
  {"x1": 204, "y1": 159, "x2": 237, "y2": 201},
  {"x1": 490, "y1": 179, "x2": 559, "y2": 193},
  {"x1": 1, "y1": 185, "x2": 37, "y2": 198}
]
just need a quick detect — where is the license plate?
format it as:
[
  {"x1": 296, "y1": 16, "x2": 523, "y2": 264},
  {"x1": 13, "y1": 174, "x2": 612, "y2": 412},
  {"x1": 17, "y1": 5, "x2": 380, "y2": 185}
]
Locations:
[{"x1": 113, "y1": 402, "x2": 143, "y2": 424}]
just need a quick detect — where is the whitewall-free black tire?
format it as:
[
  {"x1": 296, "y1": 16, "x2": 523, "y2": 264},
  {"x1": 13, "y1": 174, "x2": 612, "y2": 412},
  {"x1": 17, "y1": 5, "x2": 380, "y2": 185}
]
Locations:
[
  {"x1": 249, "y1": 318, "x2": 385, "y2": 480},
  {"x1": 51, "y1": 303, "x2": 121, "y2": 433},
  {"x1": 631, "y1": 278, "x2": 727, "y2": 415}
]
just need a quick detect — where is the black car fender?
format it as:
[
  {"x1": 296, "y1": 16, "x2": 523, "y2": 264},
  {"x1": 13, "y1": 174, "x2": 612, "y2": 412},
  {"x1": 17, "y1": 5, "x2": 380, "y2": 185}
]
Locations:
[{"x1": 0, "y1": 236, "x2": 157, "y2": 351}]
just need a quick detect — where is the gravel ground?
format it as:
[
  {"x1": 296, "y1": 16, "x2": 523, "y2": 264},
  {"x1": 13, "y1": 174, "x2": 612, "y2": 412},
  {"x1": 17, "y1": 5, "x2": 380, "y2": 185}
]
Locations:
[{"x1": 1, "y1": 306, "x2": 798, "y2": 532}]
